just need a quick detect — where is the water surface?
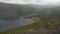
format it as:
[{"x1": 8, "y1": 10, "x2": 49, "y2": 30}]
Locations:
[{"x1": 0, "y1": 17, "x2": 33, "y2": 32}]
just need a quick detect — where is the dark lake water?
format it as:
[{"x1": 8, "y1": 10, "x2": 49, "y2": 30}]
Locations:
[{"x1": 0, "y1": 17, "x2": 33, "y2": 32}]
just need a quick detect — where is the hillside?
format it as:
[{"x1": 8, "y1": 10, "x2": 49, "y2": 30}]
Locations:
[
  {"x1": 0, "y1": 6, "x2": 60, "y2": 34},
  {"x1": 0, "y1": 2, "x2": 36, "y2": 18},
  {"x1": 39, "y1": 7, "x2": 60, "y2": 20},
  {"x1": 1, "y1": 18, "x2": 60, "y2": 34},
  {"x1": 0, "y1": 2, "x2": 57, "y2": 18},
  {"x1": 0, "y1": 2, "x2": 60, "y2": 34}
]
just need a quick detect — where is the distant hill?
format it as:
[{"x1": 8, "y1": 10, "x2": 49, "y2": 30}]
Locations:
[
  {"x1": 0, "y1": 2, "x2": 60, "y2": 18},
  {"x1": 39, "y1": 7, "x2": 60, "y2": 20},
  {"x1": 0, "y1": 2, "x2": 60, "y2": 34},
  {"x1": 0, "y1": 2, "x2": 36, "y2": 18}
]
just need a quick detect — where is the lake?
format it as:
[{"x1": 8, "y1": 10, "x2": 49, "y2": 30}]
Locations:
[{"x1": 0, "y1": 17, "x2": 33, "y2": 32}]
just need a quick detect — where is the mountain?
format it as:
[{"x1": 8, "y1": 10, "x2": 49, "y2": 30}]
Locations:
[
  {"x1": 0, "y1": 2, "x2": 59, "y2": 18},
  {"x1": 39, "y1": 7, "x2": 60, "y2": 20},
  {"x1": 0, "y1": 2, "x2": 60, "y2": 34},
  {"x1": 0, "y1": 2, "x2": 36, "y2": 18}
]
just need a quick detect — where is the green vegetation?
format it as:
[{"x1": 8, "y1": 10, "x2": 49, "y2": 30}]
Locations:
[
  {"x1": 2, "y1": 22, "x2": 40, "y2": 34},
  {"x1": 1, "y1": 18, "x2": 60, "y2": 34},
  {"x1": 0, "y1": 2, "x2": 60, "y2": 34},
  {"x1": 0, "y1": 17, "x2": 41, "y2": 34}
]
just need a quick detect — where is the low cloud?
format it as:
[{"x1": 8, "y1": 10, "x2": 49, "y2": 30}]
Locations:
[{"x1": 0, "y1": 0, "x2": 60, "y2": 5}]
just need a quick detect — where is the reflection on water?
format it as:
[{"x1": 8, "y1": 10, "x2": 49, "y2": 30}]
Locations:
[{"x1": 0, "y1": 17, "x2": 33, "y2": 32}]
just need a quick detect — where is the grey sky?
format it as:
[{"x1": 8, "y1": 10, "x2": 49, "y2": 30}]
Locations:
[
  {"x1": 0, "y1": 0, "x2": 12, "y2": 2},
  {"x1": 0, "y1": 0, "x2": 60, "y2": 5}
]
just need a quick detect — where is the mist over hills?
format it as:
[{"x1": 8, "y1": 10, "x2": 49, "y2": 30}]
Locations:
[
  {"x1": 0, "y1": 2, "x2": 36, "y2": 18},
  {"x1": 0, "y1": 2, "x2": 60, "y2": 34},
  {"x1": 0, "y1": 2, "x2": 60, "y2": 19}
]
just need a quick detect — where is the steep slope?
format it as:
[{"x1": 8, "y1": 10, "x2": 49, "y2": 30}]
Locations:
[
  {"x1": 0, "y1": 2, "x2": 36, "y2": 18},
  {"x1": 39, "y1": 7, "x2": 60, "y2": 20}
]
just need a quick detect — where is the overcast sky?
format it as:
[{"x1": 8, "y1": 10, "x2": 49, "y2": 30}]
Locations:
[{"x1": 0, "y1": 0, "x2": 60, "y2": 5}]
